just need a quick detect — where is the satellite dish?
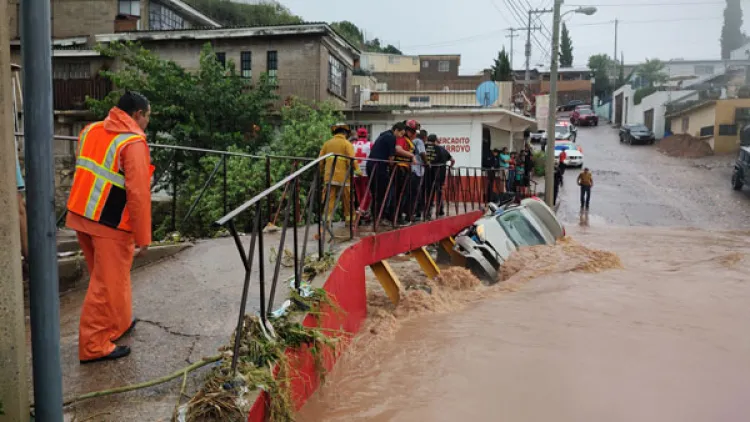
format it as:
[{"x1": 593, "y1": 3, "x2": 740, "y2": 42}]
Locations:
[{"x1": 476, "y1": 81, "x2": 499, "y2": 107}]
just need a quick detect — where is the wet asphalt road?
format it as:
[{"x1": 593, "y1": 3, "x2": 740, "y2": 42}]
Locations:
[{"x1": 550, "y1": 123, "x2": 750, "y2": 230}]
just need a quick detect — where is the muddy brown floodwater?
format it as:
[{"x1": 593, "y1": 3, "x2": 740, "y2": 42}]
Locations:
[{"x1": 298, "y1": 224, "x2": 750, "y2": 422}]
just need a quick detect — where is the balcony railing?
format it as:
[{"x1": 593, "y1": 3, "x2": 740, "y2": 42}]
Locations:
[{"x1": 53, "y1": 78, "x2": 112, "y2": 111}]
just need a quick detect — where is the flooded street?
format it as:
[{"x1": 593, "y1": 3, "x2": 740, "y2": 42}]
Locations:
[{"x1": 298, "y1": 125, "x2": 750, "y2": 421}]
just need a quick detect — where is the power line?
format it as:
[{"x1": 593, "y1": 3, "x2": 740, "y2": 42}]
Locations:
[
  {"x1": 401, "y1": 28, "x2": 508, "y2": 49},
  {"x1": 502, "y1": 0, "x2": 551, "y2": 62},
  {"x1": 574, "y1": 16, "x2": 723, "y2": 27},
  {"x1": 567, "y1": 1, "x2": 723, "y2": 6}
]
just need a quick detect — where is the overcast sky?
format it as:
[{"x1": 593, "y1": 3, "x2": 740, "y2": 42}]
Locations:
[{"x1": 282, "y1": 0, "x2": 749, "y2": 74}]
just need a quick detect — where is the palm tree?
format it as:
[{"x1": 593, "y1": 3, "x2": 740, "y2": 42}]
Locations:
[{"x1": 636, "y1": 58, "x2": 669, "y2": 88}]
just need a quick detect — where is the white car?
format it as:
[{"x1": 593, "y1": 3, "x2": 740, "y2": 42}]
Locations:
[
  {"x1": 554, "y1": 141, "x2": 584, "y2": 167},
  {"x1": 541, "y1": 122, "x2": 577, "y2": 144},
  {"x1": 529, "y1": 130, "x2": 545, "y2": 143},
  {"x1": 454, "y1": 197, "x2": 565, "y2": 283}
]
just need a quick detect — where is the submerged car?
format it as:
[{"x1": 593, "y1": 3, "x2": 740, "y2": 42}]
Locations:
[
  {"x1": 732, "y1": 146, "x2": 750, "y2": 191},
  {"x1": 454, "y1": 197, "x2": 565, "y2": 283}
]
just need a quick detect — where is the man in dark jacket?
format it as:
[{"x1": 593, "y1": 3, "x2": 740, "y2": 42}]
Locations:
[
  {"x1": 424, "y1": 134, "x2": 454, "y2": 218},
  {"x1": 367, "y1": 122, "x2": 409, "y2": 222}
]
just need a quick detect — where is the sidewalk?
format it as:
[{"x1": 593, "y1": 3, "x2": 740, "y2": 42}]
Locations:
[{"x1": 45, "y1": 227, "x2": 354, "y2": 421}]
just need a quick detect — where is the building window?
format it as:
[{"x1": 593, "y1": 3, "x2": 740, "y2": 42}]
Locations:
[
  {"x1": 328, "y1": 54, "x2": 347, "y2": 99},
  {"x1": 438, "y1": 60, "x2": 450, "y2": 72},
  {"x1": 119, "y1": 0, "x2": 140, "y2": 16},
  {"x1": 412, "y1": 57, "x2": 419, "y2": 65},
  {"x1": 215, "y1": 52, "x2": 226, "y2": 67},
  {"x1": 694, "y1": 65, "x2": 714, "y2": 76},
  {"x1": 719, "y1": 124, "x2": 738, "y2": 136},
  {"x1": 408, "y1": 96, "x2": 430, "y2": 103},
  {"x1": 149, "y1": 1, "x2": 187, "y2": 30},
  {"x1": 53, "y1": 63, "x2": 91, "y2": 80},
  {"x1": 388, "y1": 56, "x2": 400, "y2": 64},
  {"x1": 681, "y1": 117, "x2": 689, "y2": 132},
  {"x1": 241, "y1": 51, "x2": 252, "y2": 79},
  {"x1": 699, "y1": 125, "x2": 714, "y2": 137},
  {"x1": 422, "y1": 61, "x2": 429, "y2": 68},
  {"x1": 267, "y1": 51, "x2": 278, "y2": 81}
]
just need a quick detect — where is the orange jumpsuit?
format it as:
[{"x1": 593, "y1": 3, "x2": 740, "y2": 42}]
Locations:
[{"x1": 66, "y1": 108, "x2": 152, "y2": 361}]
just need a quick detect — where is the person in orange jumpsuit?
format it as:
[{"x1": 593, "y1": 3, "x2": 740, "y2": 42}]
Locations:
[{"x1": 66, "y1": 91, "x2": 153, "y2": 364}]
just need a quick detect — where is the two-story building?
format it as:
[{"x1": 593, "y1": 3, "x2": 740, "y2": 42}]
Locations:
[
  {"x1": 95, "y1": 23, "x2": 360, "y2": 109},
  {"x1": 8, "y1": 0, "x2": 221, "y2": 110}
]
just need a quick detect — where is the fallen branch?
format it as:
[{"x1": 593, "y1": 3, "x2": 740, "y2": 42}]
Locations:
[{"x1": 52, "y1": 354, "x2": 222, "y2": 408}]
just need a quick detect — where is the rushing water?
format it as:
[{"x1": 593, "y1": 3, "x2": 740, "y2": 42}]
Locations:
[{"x1": 298, "y1": 223, "x2": 750, "y2": 422}]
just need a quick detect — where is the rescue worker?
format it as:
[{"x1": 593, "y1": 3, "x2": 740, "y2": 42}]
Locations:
[
  {"x1": 553, "y1": 161, "x2": 563, "y2": 206},
  {"x1": 485, "y1": 149, "x2": 501, "y2": 203},
  {"x1": 66, "y1": 91, "x2": 153, "y2": 364},
  {"x1": 424, "y1": 134, "x2": 455, "y2": 218},
  {"x1": 352, "y1": 128, "x2": 372, "y2": 222},
  {"x1": 319, "y1": 123, "x2": 360, "y2": 228},
  {"x1": 367, "y1": 122, "x2": 410, "y2": 224}
]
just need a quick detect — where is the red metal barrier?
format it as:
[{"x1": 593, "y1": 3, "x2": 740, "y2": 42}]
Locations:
[{"x1": 247, "y1": 210, "x2": 483, "y2": 421}]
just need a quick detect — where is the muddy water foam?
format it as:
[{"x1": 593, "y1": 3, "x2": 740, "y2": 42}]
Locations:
[{"x1": 298, "y1": 225, "x2": 750, "y2": 422}]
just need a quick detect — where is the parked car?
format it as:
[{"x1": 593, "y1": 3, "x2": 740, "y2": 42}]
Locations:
[
  {"x1": 554, "y1": 141, "x2": 584, "y2": 167},
  {"x1": 454, "y1": 197, "x2": 565, "y2": 283},
  {"x1": 542, "y1": 121, "x2": 577, "y2": 146},
  {"x1": 732, "y1": 146, "x2": 750, "y2": 191},
  {"x1": 558, "y1": 100, "x2": 585, "y2": 112},
  {"x1": 571, "y1": 108, "x2": 599, "y2": 126},
  {"x1": 619, "y1": 124, "x2": 655, "y2": 145},
  {"x1": 529, "y1": 130, "x2": 546, "y2": 143}
]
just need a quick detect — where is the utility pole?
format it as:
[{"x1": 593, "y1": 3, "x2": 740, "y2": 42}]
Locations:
[
  {"x1": 21, "y1": 0, "x2": 65, "y2": 417},
  {"x1": 509, "y1": 26, "x2": 540, "y2": 72},
  {"x1": 613, "y1": 18, "x2": 619, "y2": 90},
  {"x1": 545, "y1": 0, "x2": 563, "y2": 207},
  {"x1": 0, "y1": 0, "x2": 30, "y2": 419},
  {"x1": 524, "y1": 8, "x2": 553, "y2": 91},
  {"x1": 507, "y1": 29, "x2": 519, "y2": 70}
]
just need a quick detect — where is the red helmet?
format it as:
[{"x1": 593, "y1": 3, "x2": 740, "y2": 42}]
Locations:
[
  {"x1": 405, "y1": 119, "x2": 420, "y2": 131},
  {"x1": 357, "y1": 127, "x2": 368, "y2": 137}
]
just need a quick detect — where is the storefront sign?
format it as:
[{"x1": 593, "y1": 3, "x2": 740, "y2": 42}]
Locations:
[{"x1": 438, "y1": 137, "x2": 471, "y2": 153}]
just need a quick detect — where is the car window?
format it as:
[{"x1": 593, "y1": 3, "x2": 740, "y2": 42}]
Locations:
[
  {"x1": 631, "y1": 124, "x2": 649, "y2": 131},
  {"x1": 555, "y1": 125, "x2": 568, "y2": 133},
  {"x1": 497, "y1": 211, "x2": 546, "y2": 247},
  {"x1": 579, "y1": 109, "x2": 592, "y2": 115}
]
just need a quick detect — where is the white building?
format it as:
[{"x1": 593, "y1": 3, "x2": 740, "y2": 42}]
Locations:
[
  {"x1": 345, "y1": 108, "x2": 536, "y2": 168},
  {"x1": 612, "y1": 84, "x2": 695, "y2": 138},
  {"x1": 730, "y1": 42, "x2": 750, "y2": 60}
]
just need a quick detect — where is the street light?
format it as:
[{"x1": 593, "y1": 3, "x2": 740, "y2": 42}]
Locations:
[{"x1": 544, "y1": 2, "x2": 597, "y2": 208}]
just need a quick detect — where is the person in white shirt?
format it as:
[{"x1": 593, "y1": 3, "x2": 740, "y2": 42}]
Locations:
[{"x1": 352, "y1": 128, "x2": 373, "y2": 221}]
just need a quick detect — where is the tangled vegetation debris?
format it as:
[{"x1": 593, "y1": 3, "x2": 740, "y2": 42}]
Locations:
[
  {"x1": 268, "y1": 248, "x2": 336, "y2": 278},
  {"x1": 184, "y1": 286, "x2": 342, "y2": 422}
]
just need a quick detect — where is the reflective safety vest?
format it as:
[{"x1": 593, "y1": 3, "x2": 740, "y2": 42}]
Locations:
[
  {"x1": 392, "y1": 136, "x2": 414, "y2": 167},
  {"x1": 66, "y1": 122, "x2": 148, "y2": 232}
]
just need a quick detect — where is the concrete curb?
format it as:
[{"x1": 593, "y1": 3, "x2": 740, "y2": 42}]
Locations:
[{"x1": 57, "y1": 243, "x2": 193, "y2": 294}]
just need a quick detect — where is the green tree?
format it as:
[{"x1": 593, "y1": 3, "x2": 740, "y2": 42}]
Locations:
[
  {"x1": 636, "y1": 58, "x2": 668, "y2": 87},
  {"x1": 490, "y1": 48, "x2": 513, "y2": 81},
  {"x1": 588, "y1": 53, "x2": 613, "y2": 98},
  {"x1": 331, "y1": 21, "x2": 365, "y2": 48},
  {"x1": 363, "y1": 37, "x2": 403, "y2": 55},
  {"x1": 559, "y1": 23, "x2": 574, "y2": 67},
  {"x1": 184, "y1": 0, "x2": 302, "y2": 26},
  {"x1": 87, "y1": 42, "x2": 277, "y2": 157},
  {"x1": 721, "y1": 0, "x2": 746, "y2": 59}
]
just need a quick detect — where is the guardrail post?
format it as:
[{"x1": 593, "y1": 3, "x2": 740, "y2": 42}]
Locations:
[
  {"x1": 410, "y1": 246, "x2": 440, "y2": 279},
  {"x1": 438, "y1": 237, "x2": 466, "y2": 267},
  {"x1": 370, "y1": 260, "x2": 402, "y2": 305}
]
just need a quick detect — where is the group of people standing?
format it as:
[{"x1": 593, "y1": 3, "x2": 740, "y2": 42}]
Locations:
[
  {"x1": 485, "y1": 144, "x2": 535, "y2": 201},
  {"x1": 319, "y1": 119, "x2": 455, "y2": 227}
]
